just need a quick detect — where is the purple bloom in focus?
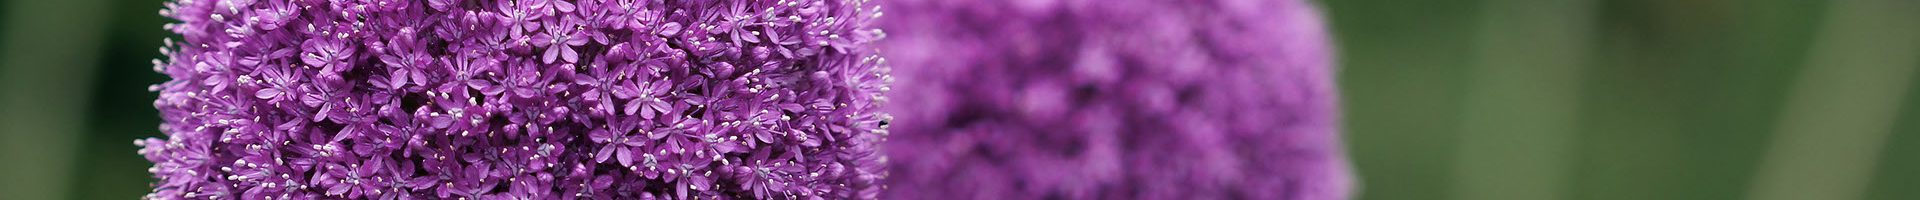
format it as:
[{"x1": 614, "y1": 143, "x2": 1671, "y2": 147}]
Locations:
[
  {"x1": 880, "y1": 0, "x2": 1352, "y2": 199},
  {"x1": 139, "y1": 0, "x2": 890, "y2": 199},
  {"x1": 534, "y1": 15, "x2": 588, "y2": 64}
]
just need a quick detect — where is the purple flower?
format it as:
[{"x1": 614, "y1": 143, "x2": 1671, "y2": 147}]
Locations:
[
  {"x1": 881, "y1": 0, "x2": 1351, "y2": 199},
  {"x1": 300, "y1": 37, "x2": 353, "y2": 73},
  {"x1": 533, "y1": 15, "x2": 588, "y2": 64},
  {"x1": 313, "y1": 158, "x2": 386, "y2": 198},
  {"x1": 498, "y1": 0, "x2": 544, "y2": 47},
  {"x1": 618, "y1": 78, "x2": 673, "y2": 119},
  {"x1": 663, "y1": 151, "x2": 717, "y2": 200},
  {"x1": 140, "y1": 0, "x2": 890, "y2": 199},
  {"x1": 532, "y1": 0, "x2": 578, "y2": 17},
  {"x1": 591, "y1": 116, "x2": 650, "y2": 166},
  {"x1": 376, "y1": 28, "x2": 433, "y2": 89},
  {"x1": 733, "y1": 147, "x2": 799, "y2": 199}
]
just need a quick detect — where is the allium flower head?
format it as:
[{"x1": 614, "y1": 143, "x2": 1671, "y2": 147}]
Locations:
[
  {"x1": 880, "y1": 0, "x2": 1350, "y2": 199},
  {"x1": 138, "y1": 0, "x2": 890, "y2": 199}
]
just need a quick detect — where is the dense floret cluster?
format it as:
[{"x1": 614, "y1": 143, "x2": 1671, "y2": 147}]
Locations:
[
  {"x1": 879, "y1": 0, "x2": 1350, "y2": 199},
  {"x1": 136, "y1": 0, "x2": 890, "y2": 199}
]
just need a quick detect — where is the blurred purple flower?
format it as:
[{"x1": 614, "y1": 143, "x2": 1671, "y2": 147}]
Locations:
[
  {"x1": 880, "y1": 0, "x2": 1352, "y2": 199},
  {"x1": 140, "y1": 0, "x2": 890, "y2": 199}
]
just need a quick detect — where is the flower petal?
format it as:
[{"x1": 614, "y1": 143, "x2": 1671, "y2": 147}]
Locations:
[
  {"x1": 255, "y1": 88, "x2": 282, "y2": 99},
  {"x1": 617, "y1": 146, "x2": 634, "y2": 166},
  {"x1": 542, "y1": 45, "x2": 560, "y2": 64},
  {"x1": 596, "y1": 145, "x2": 615, "y2": 163},
  {"x1": 561, "y1": 45, "x2": 579, "y2": 63}
]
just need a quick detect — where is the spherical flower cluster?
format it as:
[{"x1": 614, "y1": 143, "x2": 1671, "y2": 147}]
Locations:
[
  {"x1": 136, "y1": 0, "x2": 890, "y2": 199},
  {"x1": 879, "y1": 0, "x2": 1349, "y2": 199}
]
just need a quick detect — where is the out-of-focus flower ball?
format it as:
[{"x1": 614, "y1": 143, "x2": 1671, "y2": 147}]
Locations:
[{"x1": 880, "y1": 0, "x2": 1351, "y2": 199}]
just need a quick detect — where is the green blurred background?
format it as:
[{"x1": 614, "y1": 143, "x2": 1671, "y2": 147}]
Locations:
[{"x1": 0, "y1": 0, "x2": 1915, "y2": 199}]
